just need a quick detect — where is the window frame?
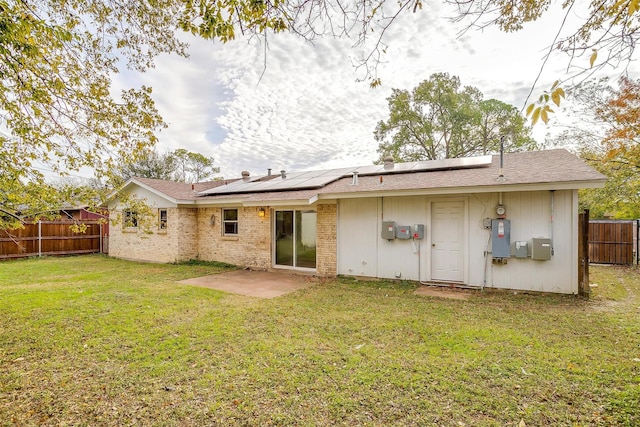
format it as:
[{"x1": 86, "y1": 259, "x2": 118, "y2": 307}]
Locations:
[
  {"x1": 123, "y1": 209, "x2": 138, "y2": 229},
  {"x1": 222, "y1": 208, "x2": 239, "y2": 236},
  {"x1": 158, "y1": 208, "x2": 168, "y2": 230}
]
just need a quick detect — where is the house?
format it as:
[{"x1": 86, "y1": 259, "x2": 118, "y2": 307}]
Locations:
[{"x1": 108, "y1": 149, "x2": 606, "y2": 294}]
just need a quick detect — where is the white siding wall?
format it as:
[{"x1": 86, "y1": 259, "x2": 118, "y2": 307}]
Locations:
[
  {"x1": 337, "y1": 198, "x2": 379, "y2": 277},
  {"x1": 377, "y1": 197, "x2": 427, "y2": 281},
  {"x1": 337, "y1": 189, "x2": 579, "y2": 294},
  {"x1": 478, "y1": 190, "x2": 578, "y2": 293}
]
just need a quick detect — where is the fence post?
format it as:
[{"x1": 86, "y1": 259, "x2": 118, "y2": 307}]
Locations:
[
  {"x1": 38, "y1": 220, "x2": 42, "y2": 257},
  {"x1": 578, "y1": 209, "x2": 590, "y2": 296}
]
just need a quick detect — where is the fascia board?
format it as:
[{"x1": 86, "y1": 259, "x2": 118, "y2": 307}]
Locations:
[
  {"x1": 192, "y1": 198, "x2": 245, "y2": 207},
  {"x1": 243, "y1": 199, "x2": 314, "y2": 207},
  {"x1": 317, "y1": 180, "x2": 607, "y2": 200}
]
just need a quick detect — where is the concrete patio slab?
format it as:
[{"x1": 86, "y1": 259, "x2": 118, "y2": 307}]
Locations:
[{"x1": 178, "y1": 269, "x2": 319, "y2": 298}]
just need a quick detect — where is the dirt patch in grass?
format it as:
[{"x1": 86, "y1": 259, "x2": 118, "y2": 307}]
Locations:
[{"x1": 414, "y1": 285, "x2": 474, "y2": 300}]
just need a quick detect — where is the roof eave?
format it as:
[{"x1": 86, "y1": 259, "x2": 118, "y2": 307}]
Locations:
[
  {"x1": 242, "y1": 199, "x2": 316, "y2": 207},
  {"x1": 107, "y1": 178, "x2": 183, "y2": 206},
  {"x1": 316, "y1": 179, "x2": 607, "y2": 200},
  {"x1": 192, "y1": 198, "x2": 245, "y2": 207}
]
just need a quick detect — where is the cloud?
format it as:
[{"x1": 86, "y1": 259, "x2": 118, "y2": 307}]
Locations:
[{"x1": 110, "y1": 1, "x2": 639, "y2": 180}]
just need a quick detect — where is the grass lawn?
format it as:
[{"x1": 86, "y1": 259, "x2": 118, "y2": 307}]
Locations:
[{"x1": 1, "y1": 255, "x2": 639, "y2": 426}]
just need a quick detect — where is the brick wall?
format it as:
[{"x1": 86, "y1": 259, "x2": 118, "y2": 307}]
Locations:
[
  {"x1": 110, "y1": 203, "x2": 338, "y2": 275},
  {"x1": 316, "y1": 203, "x2": 337, "y2": 276},
  {"x1": 176, "y1": 208, "x2": 198, "y2": 260},
  {"x1": 196, "y1": 206, "x2": 272, "y2": 269},
  {"x1": 109, "y1": 208, "x2": 184, "y2": 263}
]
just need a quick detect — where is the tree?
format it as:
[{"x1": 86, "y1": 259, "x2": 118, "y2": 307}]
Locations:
[
  {"x1": 447, "y1": 0, "x2": 640, "y2": 122},
  {"x1": 177, "y1": 0, "x2": 640, "y2": 92},
  {"x1": 113, "y1": 148, "x2": 220, "y2": 185},
  {"x1": 172, "y1": 149, "x2": 221, "y2": 183},
  {"x1": 585, "y1": 77, "x2": 640, "y2": 218},
  {"x1": 551, "y1": 77, "x2": 640, "y2": 218},
  {"x1": 2, "y1": 0, "x2": 636, "y2": 228},
  {"x1": 115, "y1": 150, "x2": 179, "y2": 184},
  {"x1": 0, "y1": 0, "x2": 184, "y2": 229},
  {"x1": 374, "y1": 73, "x2": 537, "y2": 162}
]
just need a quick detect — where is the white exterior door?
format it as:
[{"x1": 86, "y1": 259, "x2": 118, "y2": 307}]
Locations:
[{"x1": 431, "y1": 201, "x2": 465, "y2": 282}]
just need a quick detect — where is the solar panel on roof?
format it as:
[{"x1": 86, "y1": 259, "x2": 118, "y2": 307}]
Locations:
[
  {"x1": 353, "y1": 155, "x2": 492, "y2": 176},
  {"x1": 198, "y1": 169, "x2": 344, "y2": 195},
  {"x1": 198, "y1": 155, "x2": 493, "y2": 196}
]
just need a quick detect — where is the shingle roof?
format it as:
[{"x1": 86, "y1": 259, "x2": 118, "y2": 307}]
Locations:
[
  {"x1": 132, "y1": 177, "x2": 238, "y2": 201},
  {"x1": 131, "y1": 149, "x2": 605, "y2": 205},
  {"x1": 315, "y1": 149, "x2": 605, "y2": 196}
]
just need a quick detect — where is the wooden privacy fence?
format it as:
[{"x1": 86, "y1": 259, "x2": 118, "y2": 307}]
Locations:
[
  {"x1": 588, "y1": 219, "x2": 639, "y2": 265},
  {"x1": 0, "y1": 220, "x2": 105, "y2": 260}
]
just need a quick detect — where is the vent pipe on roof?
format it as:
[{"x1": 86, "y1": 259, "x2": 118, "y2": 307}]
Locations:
[
  {"x1": 241, "y1": 170, "x2": 250, "y2": 181},
  {"x1": 280, "y1": 170, "x2": 286, "y2": 179},
  {"x1": 267, "y1": 168, "x2": 272, "y2": 176},
  {"x1": 383, "y1": 156, "x2": 394, "y2": 170},
  {"x1": 191, "y1": 184, "x2": 195, "y2": 191},
  {"x1": 351, "y1": 171, "x2": 359, "y2": 185}
]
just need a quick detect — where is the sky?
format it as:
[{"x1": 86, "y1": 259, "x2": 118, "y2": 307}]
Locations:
[{"x1": 115, "y1": 1, "x2": 630, "y2": 180}]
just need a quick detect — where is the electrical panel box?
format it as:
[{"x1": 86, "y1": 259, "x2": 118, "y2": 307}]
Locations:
[
  {"x1": 413, "y1": 224, "x2": 425, "y2": 239},
  {"x1": 395, "y1": 225, "x2": 412, "y2": 240},
  {"x1": 531, "y1": 238, "x2": 552, "y2": 260},
  {"x1": 514, "y1": 241, "x2": 528, "y2": 258},
  {"x1": 491, "y1": 219, "x2": 511, "y2": 258},
  {"x1": 381, "y1": 221, "x2": 396, "y2": 240}
]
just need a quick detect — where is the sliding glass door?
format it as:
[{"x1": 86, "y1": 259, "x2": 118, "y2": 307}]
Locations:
[{"x1": 274, "y1": 210, "x2": 316, "y2": 269}]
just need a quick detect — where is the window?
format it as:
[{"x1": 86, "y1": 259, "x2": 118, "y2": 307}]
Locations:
[
  {"x1": 222, "y1": 209, "x2": 238, "y2": 235},
  {"x1": 123, "y1": 209, "x2": 138, "y2": 228},
  {"x1": 158, "y1": 209, "x2": 168, "y2": 230}
]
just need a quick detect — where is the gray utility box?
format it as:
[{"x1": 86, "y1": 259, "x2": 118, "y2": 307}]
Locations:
[
  {"x1": 413, "y1": 224, "x2": 425, "y2": 239},
  {"x1": 531, "y1": 238, "x2": 552, "y2": 260},
  {"x1": 381, "y1": 221, "x2": 396, "y2": 240},
  {"x1": 395, "y1": 225, "x2": 412, "y2": 239},
  {"x1": 514, "y1": 241, "x2": 528, "y2": 258},
  {"x1": 491, "y1": 219, "x2": 511, "y2": 258}
]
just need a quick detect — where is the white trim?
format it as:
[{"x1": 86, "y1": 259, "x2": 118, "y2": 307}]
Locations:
[
  {"x1": 571, "y1": 190, "x2": 579, "y2": 294},
  {"x1": 272, "y1": 208, "x2": 318, "y2": 272},
  {"x1": 192, "y1": 198, "x2": 246, "y2": 206},
  {"x1": 111, "y1": 176, "x2": 605, "y2": 209},
  {"x1": 317, "y1": 180, "x2": 606, "y2": 201},
  {"x1": 242, "y1": 199, "x2": 315, "y2": 207}
]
